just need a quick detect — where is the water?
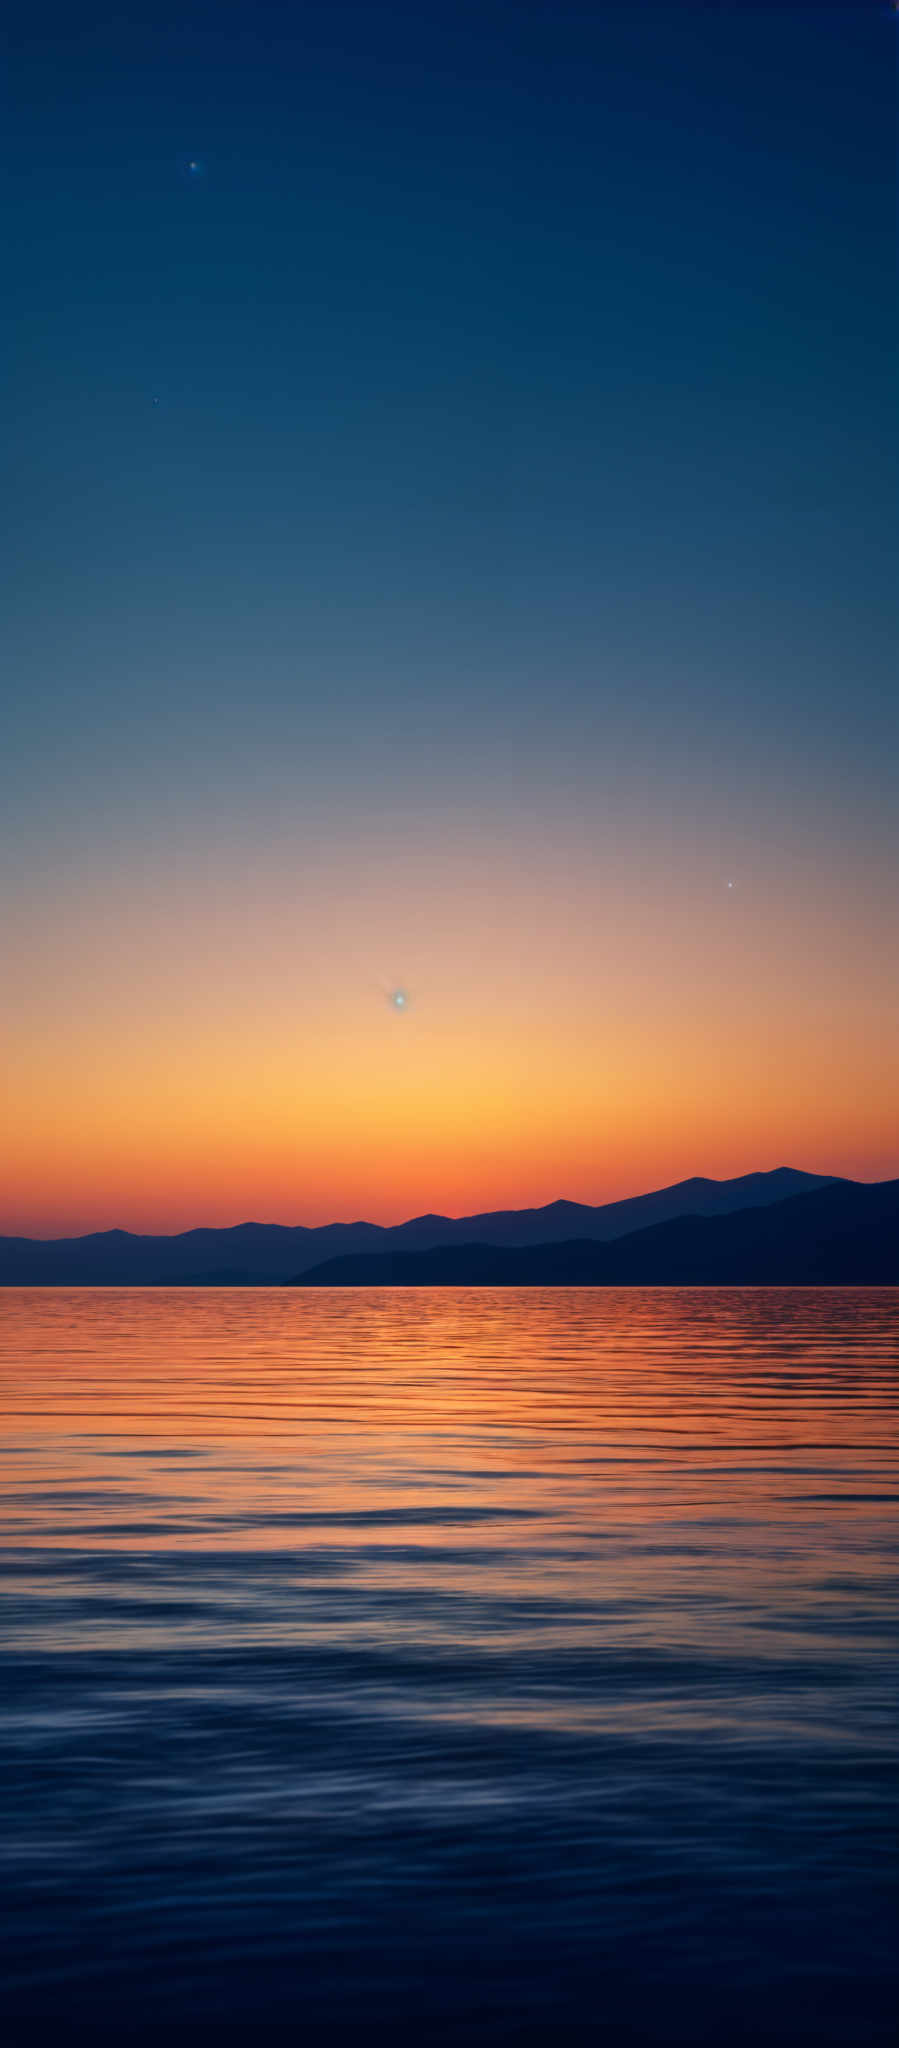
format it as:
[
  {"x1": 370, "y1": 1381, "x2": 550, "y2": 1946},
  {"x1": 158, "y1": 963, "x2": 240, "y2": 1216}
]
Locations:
[{"x1": 0, "y1": 1288, "x2": 896, "y2": 2047}]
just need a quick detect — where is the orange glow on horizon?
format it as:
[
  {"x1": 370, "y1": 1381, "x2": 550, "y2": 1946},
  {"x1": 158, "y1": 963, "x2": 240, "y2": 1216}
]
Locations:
[{"x1": 4, "y1": 823, "x2": 897, "y2": 1236}]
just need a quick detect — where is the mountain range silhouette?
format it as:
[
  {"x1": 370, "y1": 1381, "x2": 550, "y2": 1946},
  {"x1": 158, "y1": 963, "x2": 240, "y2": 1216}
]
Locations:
[
  {"x1": 1, "y1": 1167, "x2": 896, "y2": 1284},
  {"x1": 296, "y1": 1177, "x2": 899, "y2": 1288}
]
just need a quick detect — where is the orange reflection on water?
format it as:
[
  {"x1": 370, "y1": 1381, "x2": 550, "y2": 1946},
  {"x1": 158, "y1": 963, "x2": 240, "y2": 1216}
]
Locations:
[{"x1": 2, "y1": 1287, "x2": 896, "y2": 1685}]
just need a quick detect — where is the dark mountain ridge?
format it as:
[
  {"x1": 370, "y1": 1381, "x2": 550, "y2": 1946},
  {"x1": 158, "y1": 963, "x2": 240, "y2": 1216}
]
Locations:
[
  {"x1": 0, "y1": 1168, "x2": 842, "y2": 1285},
  {"x1": 295, "y1": 1179, "x2": 899, "y2": 1288}
]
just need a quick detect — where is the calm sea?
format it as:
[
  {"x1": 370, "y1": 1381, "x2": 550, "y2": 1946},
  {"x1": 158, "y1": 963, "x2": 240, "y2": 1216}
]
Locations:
[{"x1": 0, "y1": 1287, "x2": 896, "y2": 2046}]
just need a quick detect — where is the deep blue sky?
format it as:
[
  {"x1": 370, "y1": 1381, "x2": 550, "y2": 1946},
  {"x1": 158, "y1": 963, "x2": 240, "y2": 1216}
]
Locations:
[
  {"x1": 2, "y1": 3, "x2": 897, "y2": 1228},
  {"x1": 5, "y1": 2, "x2": 895, "y2": 844}
]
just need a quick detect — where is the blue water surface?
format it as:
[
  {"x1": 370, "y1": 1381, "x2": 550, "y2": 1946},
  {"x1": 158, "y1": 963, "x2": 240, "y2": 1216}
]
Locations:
[{"x1": 0, "y1": 1287, "x2": 896, "y2": 2045}]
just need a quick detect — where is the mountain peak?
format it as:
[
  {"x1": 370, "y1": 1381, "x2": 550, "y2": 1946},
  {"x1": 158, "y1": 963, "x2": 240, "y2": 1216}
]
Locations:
[{"x1": 0, "y1": 1168, "x2": 850, "y2": 1283}]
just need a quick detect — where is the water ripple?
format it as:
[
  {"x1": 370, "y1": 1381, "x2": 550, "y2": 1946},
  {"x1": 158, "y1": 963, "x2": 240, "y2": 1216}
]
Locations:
[{"x1": 0, "y1": 1286, "x2": 896, "y2": 2046}]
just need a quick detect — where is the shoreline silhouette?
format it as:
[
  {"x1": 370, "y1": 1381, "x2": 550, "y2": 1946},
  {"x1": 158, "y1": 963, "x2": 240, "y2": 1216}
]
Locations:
[{"x1": 2, "y1": 1170, "x2": 895, "y2": 1286}]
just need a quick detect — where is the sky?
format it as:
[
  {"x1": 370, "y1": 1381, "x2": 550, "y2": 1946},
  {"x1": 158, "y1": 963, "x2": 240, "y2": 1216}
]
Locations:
[{"x1": 2, "y1": 1, "x2": 897, "y2": 1236}]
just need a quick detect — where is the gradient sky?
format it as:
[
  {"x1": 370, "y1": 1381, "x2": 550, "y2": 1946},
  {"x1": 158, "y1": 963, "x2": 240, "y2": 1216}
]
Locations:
[{"x1": 3, "y1": 1, "x2": 897, "y2": 1235}]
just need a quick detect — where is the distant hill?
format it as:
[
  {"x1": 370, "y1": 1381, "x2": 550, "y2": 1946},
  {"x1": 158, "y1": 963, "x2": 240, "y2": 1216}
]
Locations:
[
  {"x1": 0, "y1": 1168, "x2": 842, "y2": 1285},
  {"x1": 380, "y1": 1169, "x2": 840, "y2": 1251},
  {"x1": 295, "y1": 1179, "x2": 899, "y2": 1288}
]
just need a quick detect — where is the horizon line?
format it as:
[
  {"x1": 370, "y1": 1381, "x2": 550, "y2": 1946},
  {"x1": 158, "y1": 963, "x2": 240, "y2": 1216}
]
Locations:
[{"x1": 4, "y1": 1164, "x2": 879, "y2": 1244}]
